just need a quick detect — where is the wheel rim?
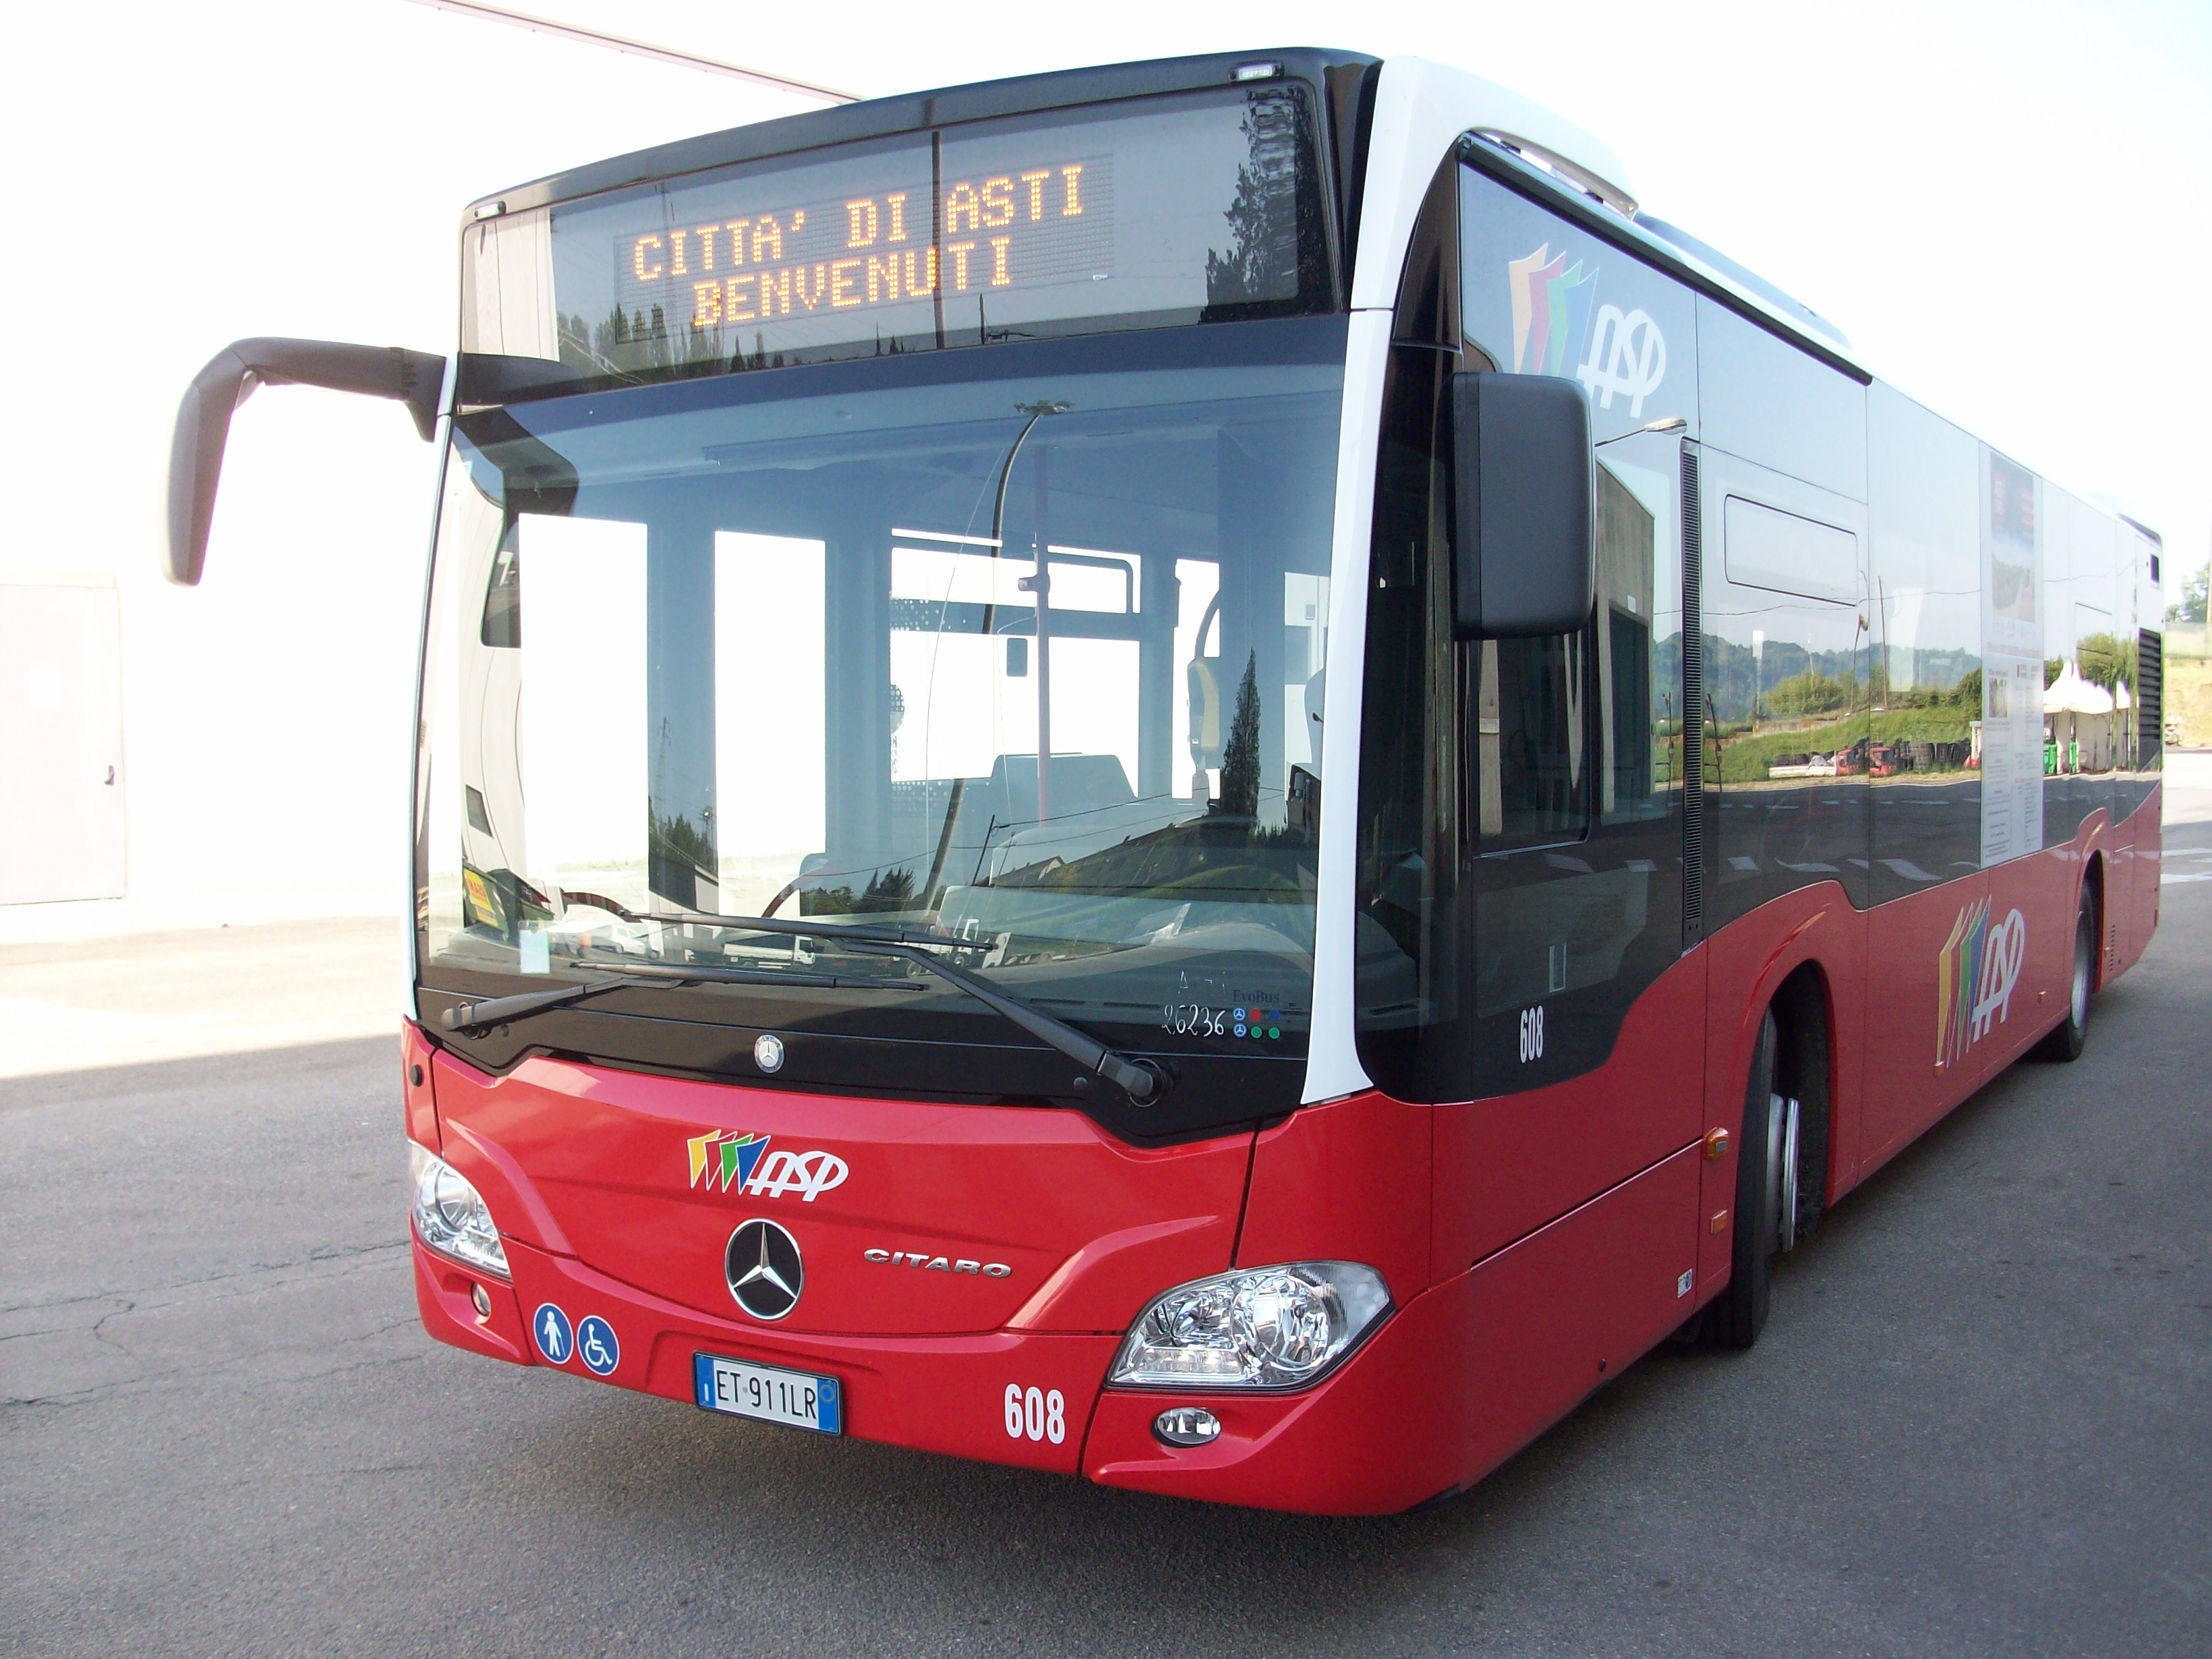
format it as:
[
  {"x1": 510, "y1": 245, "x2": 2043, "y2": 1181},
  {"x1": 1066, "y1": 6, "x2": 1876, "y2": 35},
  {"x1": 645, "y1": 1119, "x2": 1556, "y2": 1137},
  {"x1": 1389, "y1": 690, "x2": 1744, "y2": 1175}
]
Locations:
[
  {"x1": 1766, "y1": 1092, "x2": 1801, "y2": 1254},
  {"x1": 1778, "y1": 1096, "x2": 1801, "y2": 1250},
  {"x1": 2071, "y1": 912, "x2": 2092, "y2": 1030}
]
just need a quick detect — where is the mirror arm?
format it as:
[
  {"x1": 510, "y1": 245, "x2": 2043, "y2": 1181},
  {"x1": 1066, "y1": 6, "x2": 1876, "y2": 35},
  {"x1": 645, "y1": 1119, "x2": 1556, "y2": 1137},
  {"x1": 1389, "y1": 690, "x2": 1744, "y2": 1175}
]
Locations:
[{"x1": 166, "y1": 338, "x2": 448, "y2": 585}]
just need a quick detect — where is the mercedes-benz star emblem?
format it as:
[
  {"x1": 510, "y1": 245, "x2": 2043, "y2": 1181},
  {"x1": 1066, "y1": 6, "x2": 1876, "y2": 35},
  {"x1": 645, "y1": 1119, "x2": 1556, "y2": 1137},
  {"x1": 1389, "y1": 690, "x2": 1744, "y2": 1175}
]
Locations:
[{"x1": 726, "y1": 1219, "x2": 803, "y2": 1321}]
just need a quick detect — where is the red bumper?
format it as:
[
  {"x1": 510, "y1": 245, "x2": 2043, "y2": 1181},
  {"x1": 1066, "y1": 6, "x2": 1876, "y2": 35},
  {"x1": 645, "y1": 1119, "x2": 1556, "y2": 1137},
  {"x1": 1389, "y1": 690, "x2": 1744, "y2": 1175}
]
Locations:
[
  {"x1": 414, "y1": 1229, "x2": 1478, "y2": 1514},
  {"x1": 415, "y1": 1232, "x2": 1119, "y2": 1475}
]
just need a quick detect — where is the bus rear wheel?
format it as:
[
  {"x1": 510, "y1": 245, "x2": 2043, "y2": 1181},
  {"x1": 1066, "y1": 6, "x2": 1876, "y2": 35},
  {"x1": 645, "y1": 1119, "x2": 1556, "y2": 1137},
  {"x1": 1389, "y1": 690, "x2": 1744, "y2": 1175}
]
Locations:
[
  {"x1": 1703, "y1": 1009, "x2": 1801, "y2": 1351},
  {"x1": 2035, "y1": 887, "x2": 2095, "y2": 1063}
]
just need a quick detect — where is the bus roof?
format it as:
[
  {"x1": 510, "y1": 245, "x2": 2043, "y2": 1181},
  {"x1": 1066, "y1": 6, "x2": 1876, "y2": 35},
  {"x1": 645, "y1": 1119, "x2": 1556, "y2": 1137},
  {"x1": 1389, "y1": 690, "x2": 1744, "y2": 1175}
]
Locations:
[
  {"x1": 463, "y1": 48, "x2": 1378, "y2": 227},
  {"x1": 465, "y1": 48, "x2": 1857, "y2": 370}
]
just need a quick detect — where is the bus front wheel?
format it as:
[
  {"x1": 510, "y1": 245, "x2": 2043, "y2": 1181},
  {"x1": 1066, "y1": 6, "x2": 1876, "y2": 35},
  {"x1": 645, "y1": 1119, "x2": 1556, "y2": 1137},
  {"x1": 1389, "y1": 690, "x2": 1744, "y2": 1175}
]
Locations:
[{"x1": 1703, "y1": 1009, "x2": 1797, "y2": 1351}]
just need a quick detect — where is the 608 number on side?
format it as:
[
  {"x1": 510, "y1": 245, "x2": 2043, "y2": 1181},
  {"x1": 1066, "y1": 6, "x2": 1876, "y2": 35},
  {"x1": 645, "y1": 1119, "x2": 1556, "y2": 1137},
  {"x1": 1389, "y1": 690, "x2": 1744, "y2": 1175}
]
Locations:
[
  {"x1": 1519, "y1": 1004, "x2": 1545, "y2": 1062},
  {"x1": 1003, "y1": 1383, "x2": 1066, "y2": 1444}
]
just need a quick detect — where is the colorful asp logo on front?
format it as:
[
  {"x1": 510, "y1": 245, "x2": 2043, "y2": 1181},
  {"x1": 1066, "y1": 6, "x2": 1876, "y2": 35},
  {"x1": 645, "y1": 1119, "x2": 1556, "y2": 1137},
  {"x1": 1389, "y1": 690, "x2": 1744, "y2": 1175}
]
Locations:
[{"x1": 687, "y1": 1130, "x2": 849, "y2": 1202}]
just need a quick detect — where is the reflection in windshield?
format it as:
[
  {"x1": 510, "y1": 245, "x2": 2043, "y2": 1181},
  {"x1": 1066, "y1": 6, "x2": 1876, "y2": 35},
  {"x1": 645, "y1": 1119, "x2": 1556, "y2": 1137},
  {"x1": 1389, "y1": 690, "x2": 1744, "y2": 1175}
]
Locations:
[{"x1": 418, "y1": 320, "x2": 1344, "y2": 1048}]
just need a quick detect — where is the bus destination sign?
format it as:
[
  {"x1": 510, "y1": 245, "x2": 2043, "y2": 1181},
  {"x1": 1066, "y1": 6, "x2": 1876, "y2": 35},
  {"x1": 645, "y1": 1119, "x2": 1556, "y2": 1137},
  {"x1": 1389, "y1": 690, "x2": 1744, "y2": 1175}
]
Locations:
[
  {"x1": 620, "y1": 158, "x2": 1113, "y2": 339},
  {"x1": 464, "y1": 84, "x2": 1331, "y2": 385}
]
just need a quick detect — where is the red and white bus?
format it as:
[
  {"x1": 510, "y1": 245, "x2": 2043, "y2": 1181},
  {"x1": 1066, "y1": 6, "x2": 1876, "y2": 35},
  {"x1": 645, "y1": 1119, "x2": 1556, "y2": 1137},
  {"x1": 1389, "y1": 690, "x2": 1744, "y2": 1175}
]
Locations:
[{"x1": 170, "y1": 50, "x2": 2167, "y2": 1514}]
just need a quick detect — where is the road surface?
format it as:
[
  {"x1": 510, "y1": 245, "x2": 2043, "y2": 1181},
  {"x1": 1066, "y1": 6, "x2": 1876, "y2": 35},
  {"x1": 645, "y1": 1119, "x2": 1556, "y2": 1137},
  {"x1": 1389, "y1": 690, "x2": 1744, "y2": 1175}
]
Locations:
[{"x1": 5, "y1": 790, "x2": 2207, "y2": 1657}]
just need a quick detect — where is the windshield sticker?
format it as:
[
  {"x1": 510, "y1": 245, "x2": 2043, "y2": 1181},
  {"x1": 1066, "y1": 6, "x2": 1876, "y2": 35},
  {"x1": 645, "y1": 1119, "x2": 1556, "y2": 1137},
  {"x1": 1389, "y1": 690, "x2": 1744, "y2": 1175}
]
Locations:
[
  {"x1": 687, "y1": 1130, "x2": 849, "y2": 1202},
  {"x1": 1163, "y1": 1003, "x2": 1285, "y2": 1042},
  {"x1": 1507, "y1": 244, "x2": 1668, "y2": 417}
]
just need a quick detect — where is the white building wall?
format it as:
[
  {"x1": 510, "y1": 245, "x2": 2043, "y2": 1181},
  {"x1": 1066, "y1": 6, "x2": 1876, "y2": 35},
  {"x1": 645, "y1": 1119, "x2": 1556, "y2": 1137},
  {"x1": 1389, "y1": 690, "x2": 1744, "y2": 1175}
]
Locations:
[{"x1": 0, "y1": 1, "x2": 814, "y2": 935}]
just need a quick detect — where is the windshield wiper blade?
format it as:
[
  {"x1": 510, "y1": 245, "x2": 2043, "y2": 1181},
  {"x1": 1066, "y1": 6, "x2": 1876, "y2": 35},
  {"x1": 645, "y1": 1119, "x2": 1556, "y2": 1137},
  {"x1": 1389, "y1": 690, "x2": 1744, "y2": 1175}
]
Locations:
[
  {"x1": 646, "y1": 910, "x2": 1165, "y2": 1105},
  {"x1": 843, "y1": 937, "x2": 1163, "y2": 1105},
  {"x1": 646, "y1": 910, "x2": 939, "y2": 948},
  {"x1": 441, "y1": 974, "x2": 652, "y2": 1032},
  {"x1": 438, "y1": 958, "x2": 907, "y2": 1033}
]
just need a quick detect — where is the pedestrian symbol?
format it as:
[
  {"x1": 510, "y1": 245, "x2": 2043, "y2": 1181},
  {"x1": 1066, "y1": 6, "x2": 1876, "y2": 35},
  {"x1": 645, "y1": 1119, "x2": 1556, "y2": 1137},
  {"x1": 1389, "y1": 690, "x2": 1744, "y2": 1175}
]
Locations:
[
  {"x1": 577, "y1": 1315, "x2": 620, "y2": 1376},
  {"x1": 532, "y1": 1302, "x2": 574, "y2": 1365}
]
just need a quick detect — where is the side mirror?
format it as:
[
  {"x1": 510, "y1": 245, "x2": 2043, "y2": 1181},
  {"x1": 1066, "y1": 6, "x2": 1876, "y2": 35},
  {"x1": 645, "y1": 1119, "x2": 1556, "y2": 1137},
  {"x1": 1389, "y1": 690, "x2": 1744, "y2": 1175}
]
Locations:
[
  {"x1": 167, "y1": 339, "x2": 447, "y2": 586},
  {"x1": 1450, "y1": 372, "x2": 1595, "y2": 638}
]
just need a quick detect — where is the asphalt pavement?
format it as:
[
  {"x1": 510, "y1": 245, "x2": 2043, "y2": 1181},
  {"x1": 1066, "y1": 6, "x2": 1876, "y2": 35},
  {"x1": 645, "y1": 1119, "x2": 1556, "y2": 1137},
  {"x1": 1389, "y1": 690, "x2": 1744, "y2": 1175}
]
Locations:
[{"x1": 5, "y1": 821, "x2": 2208, "y2": 1657}]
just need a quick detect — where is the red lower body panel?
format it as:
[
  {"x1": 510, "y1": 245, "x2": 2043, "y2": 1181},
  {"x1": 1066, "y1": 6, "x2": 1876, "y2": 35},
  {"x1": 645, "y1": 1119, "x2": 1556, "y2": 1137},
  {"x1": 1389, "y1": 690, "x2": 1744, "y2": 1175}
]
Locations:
[
  {"x1": 1086, "y1": 1142, "x2": 1700, "y2": 1514},
  {"x1": 1085, "y1": 1269, "x2": 1478, "y2": 1513},
  {"x1": 413, "y1": 1140, "x2": 1701, "y2": 1513},
  {"x1": 417, "y1": 1233, "x2": 1119, "y2": 1474}
]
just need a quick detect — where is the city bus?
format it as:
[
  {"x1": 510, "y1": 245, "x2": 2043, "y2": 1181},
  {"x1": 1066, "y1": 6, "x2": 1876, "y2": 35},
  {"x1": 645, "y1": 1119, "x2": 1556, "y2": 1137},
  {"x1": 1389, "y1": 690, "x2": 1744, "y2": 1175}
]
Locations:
[{"x1": 167, "y1": 49, "x2": 2167, "y2": 1515}]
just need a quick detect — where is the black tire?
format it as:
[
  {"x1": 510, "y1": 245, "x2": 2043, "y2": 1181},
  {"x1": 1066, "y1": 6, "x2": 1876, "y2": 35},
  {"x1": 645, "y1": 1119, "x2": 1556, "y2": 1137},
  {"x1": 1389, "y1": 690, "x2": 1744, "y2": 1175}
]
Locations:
[
  {"x1": 2035, "y1": 886, "x2": 2095, "y2": 1062},
  {"x1": 1703, "y1": 1010, "x2": 1782, "y2": 1349}
]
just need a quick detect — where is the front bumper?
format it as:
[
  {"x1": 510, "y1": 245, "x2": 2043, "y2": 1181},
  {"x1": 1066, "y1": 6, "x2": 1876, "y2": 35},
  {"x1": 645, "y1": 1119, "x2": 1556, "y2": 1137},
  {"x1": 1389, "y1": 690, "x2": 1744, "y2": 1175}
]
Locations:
[
  {"x1": 415, "y1": 1233, "x2": 1117, "y2": 1475},
  {"x1": 413, "y1": 1231, "x2": 1477, "y2": 1513}
]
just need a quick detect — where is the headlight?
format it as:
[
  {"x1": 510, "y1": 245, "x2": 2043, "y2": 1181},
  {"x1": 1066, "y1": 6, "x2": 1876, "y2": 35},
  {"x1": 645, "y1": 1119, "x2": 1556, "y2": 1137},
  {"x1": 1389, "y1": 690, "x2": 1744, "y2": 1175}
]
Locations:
[
  {"x1": 409, "y1": 1143, "x2": 509, "y2": 1279},
  {"x1": 1109, "y1": 1262, "x2": 1390, "y2": 1390}
]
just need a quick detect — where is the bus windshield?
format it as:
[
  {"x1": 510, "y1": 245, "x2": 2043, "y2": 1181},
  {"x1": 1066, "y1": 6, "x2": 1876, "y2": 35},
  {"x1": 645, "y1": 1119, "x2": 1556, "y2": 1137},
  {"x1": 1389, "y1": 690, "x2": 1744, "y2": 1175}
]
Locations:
[{"x1": 416, "y1": 316, "x2": 1345, "y2": 1074}]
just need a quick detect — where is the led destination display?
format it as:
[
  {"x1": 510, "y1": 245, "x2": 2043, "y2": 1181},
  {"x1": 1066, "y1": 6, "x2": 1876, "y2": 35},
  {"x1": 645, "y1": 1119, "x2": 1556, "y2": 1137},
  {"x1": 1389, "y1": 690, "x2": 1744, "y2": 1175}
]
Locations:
[
  {"x1": 463, "y1": 84, "x2": 1329, "y2": 386},
  {"x1": 616, "y1": 154, "x2": 1110, "y2": 341}
]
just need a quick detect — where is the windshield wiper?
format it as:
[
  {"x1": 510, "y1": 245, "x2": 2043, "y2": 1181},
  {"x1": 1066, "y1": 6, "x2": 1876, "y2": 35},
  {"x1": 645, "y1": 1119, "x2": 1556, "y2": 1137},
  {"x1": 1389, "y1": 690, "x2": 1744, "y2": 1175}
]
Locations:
[
  {"x1": 647, "y1": 911, "x2": 1165, "y2": 1105},
  {"x1": 437, "y1": 958, "x2": 912, "y2": 1034},
  {"x1": 441, "y1": 973, "x2": 652, "y2": 1032}
]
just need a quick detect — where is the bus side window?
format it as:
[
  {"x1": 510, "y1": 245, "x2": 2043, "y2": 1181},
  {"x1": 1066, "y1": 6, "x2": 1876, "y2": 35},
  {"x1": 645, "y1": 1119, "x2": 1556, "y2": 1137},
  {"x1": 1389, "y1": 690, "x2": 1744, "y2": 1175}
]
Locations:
[
  {"x1": 1701, "y1": 470, "x2": 1870, "y2": 927},
  {"x1": 1475, "y1": 633, "x2": 1589, "y2": 846},
  {"x1": 1467, "y1": 432, "x2": 1684, "y2": 1051},
  {"x1": 1596, "y1": 459, "x2": 1676, "y2": 825}
]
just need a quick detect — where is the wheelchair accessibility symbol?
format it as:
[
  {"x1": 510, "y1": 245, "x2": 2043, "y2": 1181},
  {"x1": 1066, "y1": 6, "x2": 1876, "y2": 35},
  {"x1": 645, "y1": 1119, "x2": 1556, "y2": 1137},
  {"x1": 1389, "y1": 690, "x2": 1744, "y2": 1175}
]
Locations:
[
  {"x1": 577, "y1": 1315, "x2": 620, "y2": 1377},
  {"x1": 532, "y1": 1302, "x2": 573, "y2": 1366}
]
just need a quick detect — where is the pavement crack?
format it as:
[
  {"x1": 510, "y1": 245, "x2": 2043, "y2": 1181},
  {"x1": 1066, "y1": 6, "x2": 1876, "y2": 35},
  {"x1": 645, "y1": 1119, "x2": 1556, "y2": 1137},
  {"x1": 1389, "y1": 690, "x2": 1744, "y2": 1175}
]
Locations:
[
  {"x1": 3, "y1": 1239, "x2": 410, "y2": 1321},
  {"x1": 87, "y1": 1299, "x2": 140, "y2": 1358}
]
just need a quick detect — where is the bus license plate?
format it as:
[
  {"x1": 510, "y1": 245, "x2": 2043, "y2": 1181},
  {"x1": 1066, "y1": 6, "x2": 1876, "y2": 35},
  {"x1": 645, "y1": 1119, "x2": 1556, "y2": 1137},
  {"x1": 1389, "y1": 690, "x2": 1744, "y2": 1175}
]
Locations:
[{"x1": 693, "y1": 1353, "x2": 842, "y2": 1434}]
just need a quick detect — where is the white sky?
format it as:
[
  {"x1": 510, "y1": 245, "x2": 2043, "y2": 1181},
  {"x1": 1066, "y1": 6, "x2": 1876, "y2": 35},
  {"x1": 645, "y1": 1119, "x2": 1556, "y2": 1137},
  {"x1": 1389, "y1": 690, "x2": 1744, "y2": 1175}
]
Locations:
[
  {"x1": 1, "y1": 0, "x2": 2203, "y2": 908},
  {"x1": 558, "y1": 0, "x2": 2212, "y2": 564}
]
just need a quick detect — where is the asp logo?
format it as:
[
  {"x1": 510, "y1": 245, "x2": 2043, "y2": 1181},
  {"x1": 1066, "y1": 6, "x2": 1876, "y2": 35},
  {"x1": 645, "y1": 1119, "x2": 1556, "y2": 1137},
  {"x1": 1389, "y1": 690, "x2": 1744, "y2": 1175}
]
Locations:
[
  {"x1": 1936, "y1": 899, "x2": 2027, "y2": 1068},
  {"x1": 687, "y1": 1130, "x2": 849, "y2": 1202},
  {"x1": 1507, "y1": 243, "x2": 1668, "y2": 418}
]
